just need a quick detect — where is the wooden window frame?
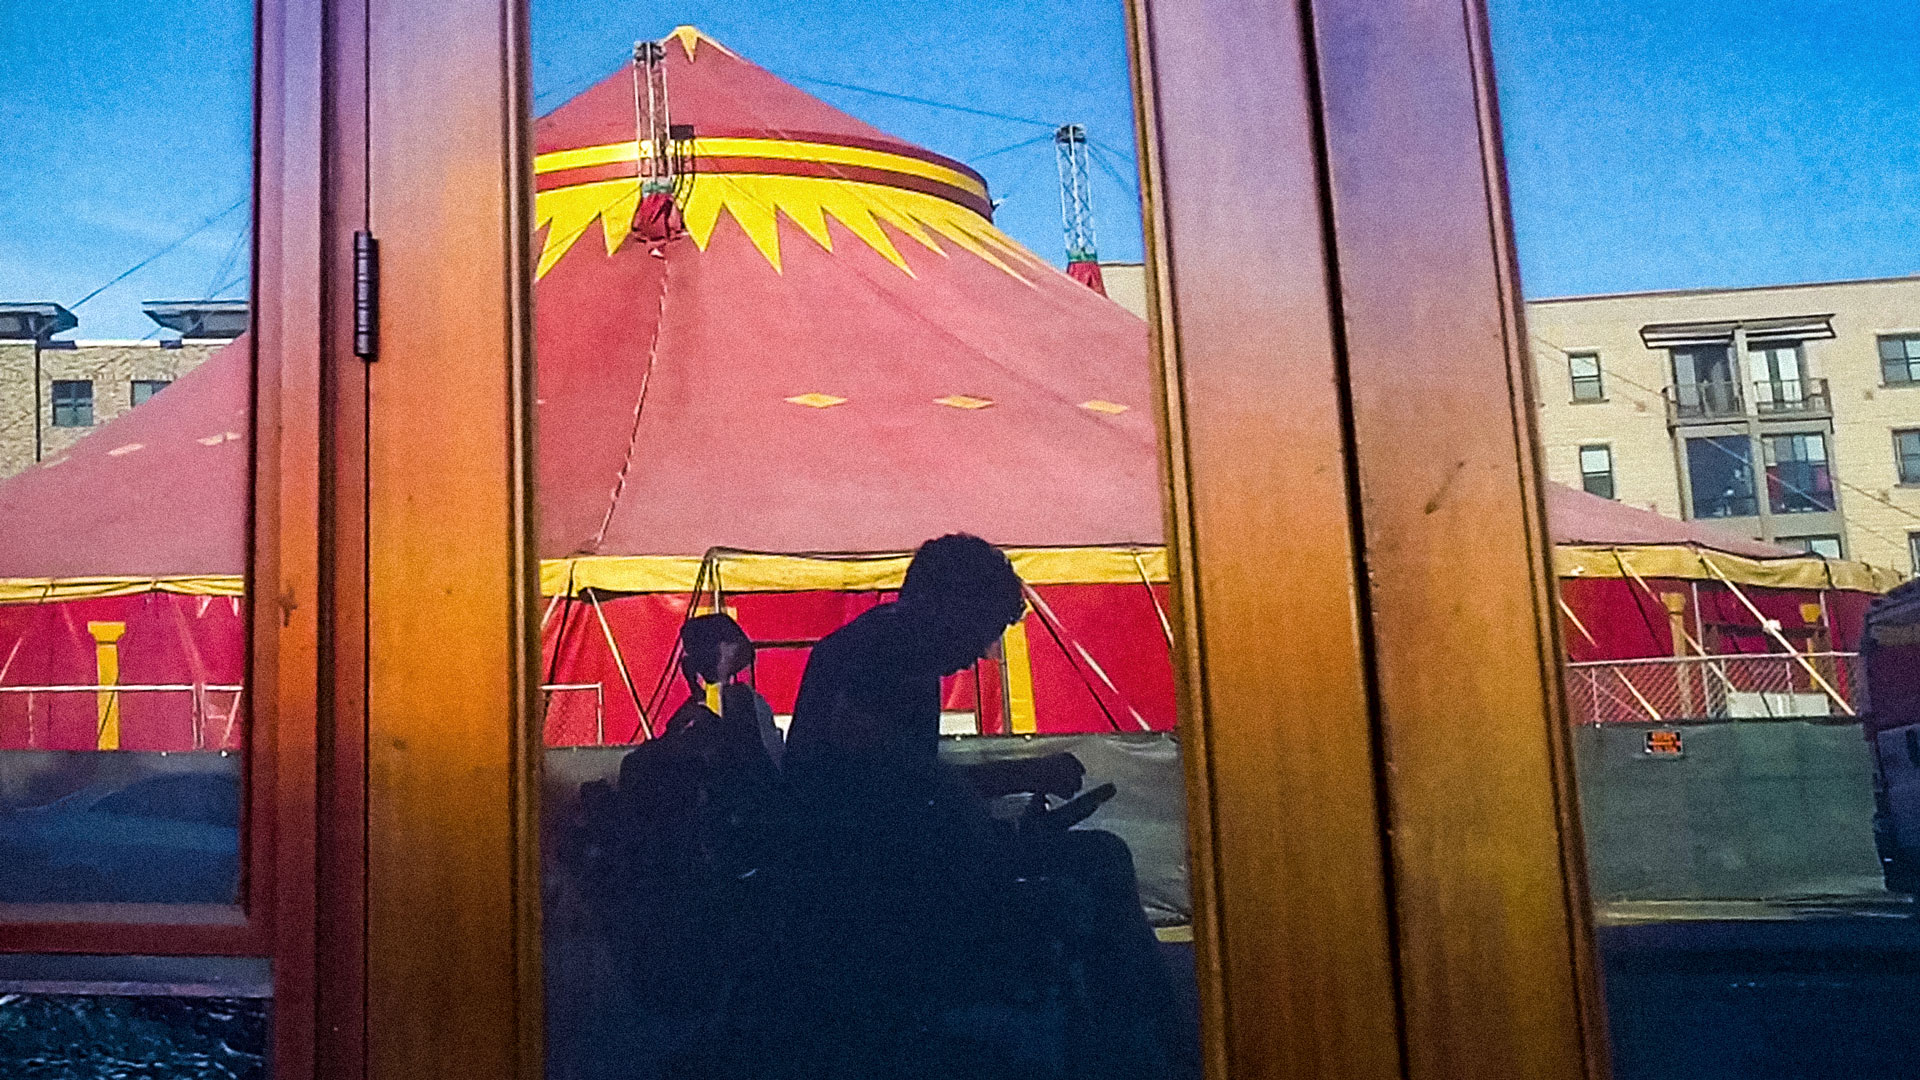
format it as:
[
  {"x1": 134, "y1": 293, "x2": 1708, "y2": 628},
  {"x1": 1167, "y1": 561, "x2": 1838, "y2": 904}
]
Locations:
[
  {"x1": 339, "y1": 0, "x2": 1610, "y2": 1078},
  {"x1": 0, "y1": 0, "x2": 326, "y2": 1071}
]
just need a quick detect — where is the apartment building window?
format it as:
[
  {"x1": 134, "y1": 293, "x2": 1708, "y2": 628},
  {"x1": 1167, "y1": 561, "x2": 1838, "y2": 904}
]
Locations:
[
  {"x1": 1880, "y1": 334, "x2": 1920, "y2": 386},
  {"x1": 1568, "y1": 352, "x2": 1604, "y2": 401},
  {"x1": 1578, "y1": 444, "x2": 1614, "y2": 499},
  {"x1": 1750, "y1": 341, "x2": 1809, "y2": 410},
  {"x1": 1762, "y1": 432, "x2": 1834, "y2": 513},
  {"x1": 131, "y1": 379, "x2": 171, "y2": 406},
  {"x1": 1686, "y1": 435, "x2": 1757, "y2": 518},
  {"x1": 1898, "y1": 429, "x2": 1920, "y2": 486},
  {"x1": 51, "y1": 379, "x2": 93, "y2": 427},
  {"x1": 1781, "y1": 534, "x2": 1843, "y2": 559},
  {"x1": 1911, "y1": 531, "x2": 1920, "y2": 574},
  {"x1": 1669, "y1": 343, "x2": 1740, "y2": 417}
]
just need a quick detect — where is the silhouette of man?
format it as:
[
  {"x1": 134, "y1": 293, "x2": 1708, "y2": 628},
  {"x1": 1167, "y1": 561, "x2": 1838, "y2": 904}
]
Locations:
[{"x1": 775, "y1": 534, "x2": 1180, "y2": 1079}]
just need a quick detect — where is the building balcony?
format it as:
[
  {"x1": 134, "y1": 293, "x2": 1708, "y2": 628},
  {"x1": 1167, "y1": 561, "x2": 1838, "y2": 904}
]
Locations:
[
  {"x1": 1752, "y1": 377, "x2": 1830, "y2": 418},
  {"x1": 1663, "y1": 378, "x2": 1832, "y2": 425},
  {"x1": 1665, "y1": 381, "x2": 1743, "y2": 424}
]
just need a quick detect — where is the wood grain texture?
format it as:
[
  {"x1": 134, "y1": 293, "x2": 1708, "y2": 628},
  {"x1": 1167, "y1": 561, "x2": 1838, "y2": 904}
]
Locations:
[
  {"x1": 1304, "y1": 0, "x2": 1608, "y2": 1075},
  {"x1": 362, "y1": 0, "x2": 541, "y2": 1076},
  {"x1": 1130, "y1": 1, "x2": 1404, "y2": 1076},
  {"x1": 256, "y1": 1, "x2": 326, "y2": 1073}
]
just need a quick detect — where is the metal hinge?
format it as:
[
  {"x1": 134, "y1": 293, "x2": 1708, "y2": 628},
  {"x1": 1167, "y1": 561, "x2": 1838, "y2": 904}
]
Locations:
[{"x1": 353, "y1": 230, "x2": 379, "y2": 360}]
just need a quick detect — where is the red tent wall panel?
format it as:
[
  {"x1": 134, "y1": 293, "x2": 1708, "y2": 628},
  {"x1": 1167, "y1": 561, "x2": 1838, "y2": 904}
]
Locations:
[
  {"x1": 539, "y1": 583, "x2": 1178, "y2": 746},
  {"x1": 1560, "y1": 576, "x2": 1875, "y2": 664},
  {"x1": 0, "y1": 594, "x2": 245, "y2": 751},
  {"x1": 1024, "y1": 583, "x2": 1177, "y2": 734}
]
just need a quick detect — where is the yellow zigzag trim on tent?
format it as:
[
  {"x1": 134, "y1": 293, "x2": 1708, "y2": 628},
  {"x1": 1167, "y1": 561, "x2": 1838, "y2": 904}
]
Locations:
[{"x1": 535, "y1": 172, "x2": 1043, "y2": 281}]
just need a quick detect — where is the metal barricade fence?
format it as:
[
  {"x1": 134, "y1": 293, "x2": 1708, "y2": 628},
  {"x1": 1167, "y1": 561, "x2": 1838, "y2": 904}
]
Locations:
[
  {"x1": 541, "y1": 682, "x2": 608, "y2": 745},
  {"x1": 0, "y1": 684, "x2": 246, "y2": 750},
  {"x1": 1562, "y1": 652, "x2": 1861, "y2": 726}
]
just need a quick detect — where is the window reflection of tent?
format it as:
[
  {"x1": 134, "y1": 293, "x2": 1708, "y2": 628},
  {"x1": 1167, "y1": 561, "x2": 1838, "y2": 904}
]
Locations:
[
  {"x1": 527, "y1": 26, "x2": 1177, "y2": 743},
  {"x1": 0, "y1": 27, "x2": 1178, "y2": 750},
  {"x1": 2, "y1": 30, "x2": 1908, "y2": 751},
  {"x1": 1548, "y1": 482, "x2": 1900, "y2": 725}
]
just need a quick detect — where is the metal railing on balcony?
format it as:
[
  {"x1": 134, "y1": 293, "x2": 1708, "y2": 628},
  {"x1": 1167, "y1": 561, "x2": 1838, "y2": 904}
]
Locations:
[
  {"x1": 1753, "y1": 377, "x2": 1830, "y2": 417},
  {"x1": 1563, "y1": 652, "x2": 1861, "y2": 726},
  {"x1": 1665, "y1": 381, "x2": 1744, "y2": 423}
]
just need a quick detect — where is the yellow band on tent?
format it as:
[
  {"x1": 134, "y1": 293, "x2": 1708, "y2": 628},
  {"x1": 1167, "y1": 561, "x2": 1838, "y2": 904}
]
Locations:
[
  {"x1": 1, "y1": 543, "x2": 1902, "y2": 605},
  {"x1": 0, "y1": 575, "x2": 248, "y2": 604},
  {"x1": 540, "y1": 546, "x2": 1172, "y2": 597},
  {"x1": 1555, "y1": 545, "x2": 1904, "y2": 594}
]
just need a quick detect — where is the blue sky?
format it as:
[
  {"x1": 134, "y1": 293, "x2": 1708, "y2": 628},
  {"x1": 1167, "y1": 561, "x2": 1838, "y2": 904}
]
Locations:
[
  {"x1": 4, "y1": 0, "x2": 1916, "y2": 338},
  {"x1": 0, "y1": 0, "x2": 253, "y2": 340},
  {"x1": 1489, "y1": 0, "x2": 1920, "y2": 298}
]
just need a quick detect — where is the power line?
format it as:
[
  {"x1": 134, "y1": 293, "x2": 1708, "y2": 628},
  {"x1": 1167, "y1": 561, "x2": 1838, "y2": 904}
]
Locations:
[
  {"x1": 778, "y1": 70, "x2": 1058, "y2": 129},
  {"x1": 68, "y1": 198, "x2": 247, "y2": 312},
  {"x1": 1088, "y1": 136, "x2": 1137, "y2": 166},
  {"x1": 967, "y1": 133, "x2": 1053, "y2": 164},
  {"x1": 201, "y1": 224, "x2": 251, "y2": 301},
  {"x1": 1086, "y1": 141, "x2": 1138, "y2": 193}
]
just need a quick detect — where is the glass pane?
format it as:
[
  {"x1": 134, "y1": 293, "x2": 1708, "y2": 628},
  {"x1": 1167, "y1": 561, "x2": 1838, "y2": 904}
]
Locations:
[
  {"x1": 1685, "y1": 436, "x2": 1756, "y2": 518},
  {"x1": 530, "y1": 7, "x2": 1197, "y2": 1077},
  {"x1": 1496, "y1": 2, "x2": 1920, "y2": 1076},
  {"x1": 0, "y1": 1, "x2": 253, "y2": 908}
]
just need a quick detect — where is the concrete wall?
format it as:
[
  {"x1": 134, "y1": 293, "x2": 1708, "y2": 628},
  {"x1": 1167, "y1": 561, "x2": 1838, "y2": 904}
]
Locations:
[
  {"x1": 1098, "y1": 262, "x2": 1148, "y2": 321},
  {"x1": 1574, "y1": 721, "x2": 1886, "y2": 901}
]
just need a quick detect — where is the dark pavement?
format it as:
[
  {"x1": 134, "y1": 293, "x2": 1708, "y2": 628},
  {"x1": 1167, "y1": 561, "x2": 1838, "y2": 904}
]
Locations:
[{"x1": 1599, "y1": 902, "x2": 1920, "y2": 1079}]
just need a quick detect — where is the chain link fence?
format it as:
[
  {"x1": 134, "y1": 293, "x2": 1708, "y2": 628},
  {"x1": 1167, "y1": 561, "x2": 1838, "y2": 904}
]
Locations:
[{"x1": 1564, "y1": 652, "x2": 1862, "y2": 726}]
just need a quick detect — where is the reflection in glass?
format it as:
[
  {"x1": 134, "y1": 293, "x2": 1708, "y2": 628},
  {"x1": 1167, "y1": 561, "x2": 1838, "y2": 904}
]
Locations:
[
  {"x1": 531, "y1": 11, "x2": 1195, "y2": 1078},
  {"x1": 1498, "y1": 1, "x2": 1920, "y2": 1075},
  {"x1": 0, "y1": 2, "x2": 253, "y2": 906},
  {"x1": 1685, "y1": 436, "x2": 1756, "y2": 519}
]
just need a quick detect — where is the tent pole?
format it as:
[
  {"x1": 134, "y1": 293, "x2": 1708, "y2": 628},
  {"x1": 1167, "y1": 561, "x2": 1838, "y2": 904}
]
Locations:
[
  {"x1": 588, "y1": 588, "x2": 653, "y2": 740},
  {"x1": 1699, "y1": 556, "x2": 1854, "y2": 716},
  {"x1": 1131, "y1": 551, "x2": 1175, "y2": 649},
  {"x1": 1022, "y1": 583, "x2": 1149, "y2": 731},
  {"x1": 1613, "y1": 551, "x2": 1739, "y2": 705}
]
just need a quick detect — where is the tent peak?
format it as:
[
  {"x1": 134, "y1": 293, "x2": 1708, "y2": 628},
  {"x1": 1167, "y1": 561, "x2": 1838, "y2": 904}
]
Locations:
[{"x1": 663, "y1": 25, "x2": 735, "y2": 62}]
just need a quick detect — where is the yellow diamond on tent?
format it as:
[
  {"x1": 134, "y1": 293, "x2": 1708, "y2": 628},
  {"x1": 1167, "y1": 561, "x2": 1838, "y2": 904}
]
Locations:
[
  {"x1": 1080, "y1": 399, "x2": 1129, "y2": 415},
  {"x1": 935, "y1": 395, "x2": 994, "y2": 410},
  {"x1": 785, "y1": 393, "x2": 847, "y2": 408}
]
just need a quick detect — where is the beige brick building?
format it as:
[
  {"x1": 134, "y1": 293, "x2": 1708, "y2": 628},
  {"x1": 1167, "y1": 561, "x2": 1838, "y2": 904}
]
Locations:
[
  {"x1": 0, "y1": 301, "x2": 244, "y2": 480},
  {"x1": 1097, "y1": 266, "x2": 1920, "y2": 576},
  {"x1": 1526, "y1": 277, "x2": 1920, "y2": 575}
]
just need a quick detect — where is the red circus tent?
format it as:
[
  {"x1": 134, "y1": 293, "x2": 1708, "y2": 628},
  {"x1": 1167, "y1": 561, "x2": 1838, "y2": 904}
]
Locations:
[
  {"x1": 0, "y1": 28, "x2": 1177, "y2": 751},
  {"x1": 2, "y1": 30, "x2": 1905, "y2": 751},
  {"x1": 0, "y1": 336, "x2": 249, "y2": 751},
  {"x1": 529, "y1": 27, "x2": 1170, "y2": 743}
]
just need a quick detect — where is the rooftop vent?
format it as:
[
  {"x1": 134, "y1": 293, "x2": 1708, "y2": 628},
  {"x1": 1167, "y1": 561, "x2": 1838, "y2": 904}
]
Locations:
[
  {"x1": 0, "y1": 302, "x2": 78, "y2": 341},
  {"x1": 142, "y1": 300, "x2": 250, "y2": 340}
]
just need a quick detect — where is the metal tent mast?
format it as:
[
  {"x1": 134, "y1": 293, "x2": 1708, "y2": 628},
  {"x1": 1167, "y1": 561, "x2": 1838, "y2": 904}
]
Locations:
[
  {"x1": 631, "y1": 39, "x2": 692, "y2": 241},
  {"x1": 1054, "y1": 124, "x2": 1106, "y2": 295}
]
